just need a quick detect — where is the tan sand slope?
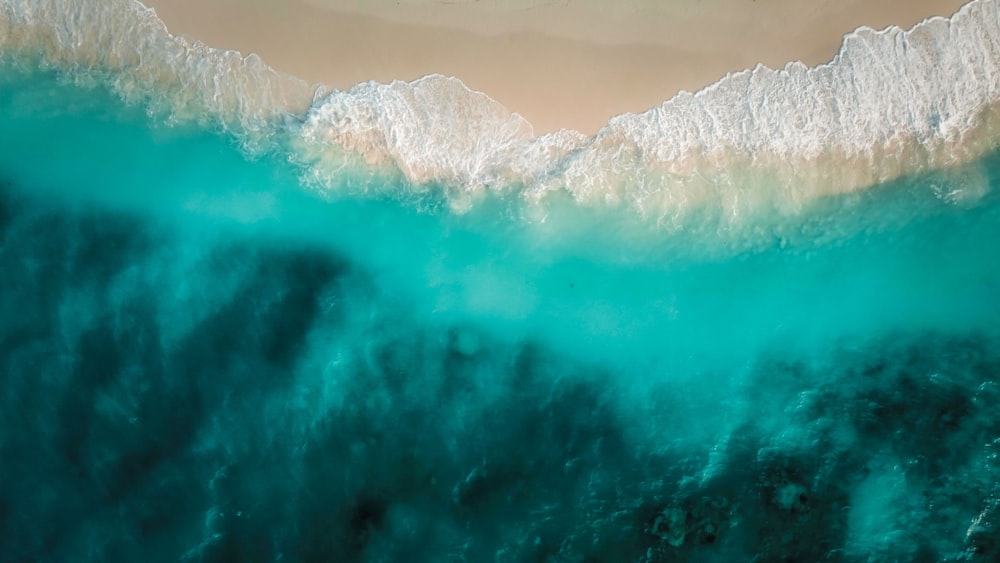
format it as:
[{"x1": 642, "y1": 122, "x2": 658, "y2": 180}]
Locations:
[{"x1": 142, "y1": 0, "x2": 970, "y2": 135}]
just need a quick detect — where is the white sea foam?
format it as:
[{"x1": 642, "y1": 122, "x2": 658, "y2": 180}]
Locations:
[
  {"x1": 2, "y1": 0, "x2": 999, "y2": 225},
  {"x1": 0, "y1": 0, "x2": 317, "y2": 145},
  {"x1": 299, "y1": 0, "x2": 1000, "y2": 222}
]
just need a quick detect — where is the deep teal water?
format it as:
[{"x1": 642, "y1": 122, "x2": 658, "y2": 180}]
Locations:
[{"x1": 2, "y1": 67, "x2": 1000, "y2": 562}]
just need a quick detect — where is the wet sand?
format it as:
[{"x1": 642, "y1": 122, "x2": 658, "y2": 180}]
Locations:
[{"x1": 142, "y1": 0, "x2": 971, "y2": 135}]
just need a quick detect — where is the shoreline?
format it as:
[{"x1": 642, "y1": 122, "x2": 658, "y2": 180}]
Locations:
[{"x1": 142, "y1": 0, "x2": 970, "y2": 135}]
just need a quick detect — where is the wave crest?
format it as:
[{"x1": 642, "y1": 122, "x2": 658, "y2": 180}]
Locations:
[
  {"x1": 300, "y1": 0, "x2": 1000, "y2": 221},
  {"x1": 0, "y1": 0, "x2": 316, "y2": 145},
  {"x1": 2, "y1": 0, "x2": 999, "y2": 224}
]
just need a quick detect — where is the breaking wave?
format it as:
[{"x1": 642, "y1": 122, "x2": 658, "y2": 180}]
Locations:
[
  {"x1": 4, "y1": 4, "x2": 1000, "y2": 561},
  {"x1": 2, "y1": 0, "x2": 999, "y2": 224}
]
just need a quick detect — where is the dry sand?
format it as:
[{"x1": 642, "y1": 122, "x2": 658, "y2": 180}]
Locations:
[{"x1": 142, "y1": 0, "x2": 971, "y2": 135}]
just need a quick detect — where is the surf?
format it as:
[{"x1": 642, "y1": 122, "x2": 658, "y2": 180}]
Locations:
[
  {"x1": 2, "y1": 0, "x2": 998, "y2": 228},
  {"x1": 3, "y1": 1, "x2": 1000, "y2": 561}
]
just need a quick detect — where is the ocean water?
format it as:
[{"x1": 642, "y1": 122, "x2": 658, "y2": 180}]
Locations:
[{"x1": 2, "y1": 0, "x2": 1000, "y2": 561}]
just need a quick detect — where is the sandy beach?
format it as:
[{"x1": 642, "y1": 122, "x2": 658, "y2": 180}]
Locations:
[{"x1": 142, "y1": 0, "x2": 970, "y2": 135}]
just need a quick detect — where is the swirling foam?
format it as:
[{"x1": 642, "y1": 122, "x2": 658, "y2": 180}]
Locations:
[
  {"x1": 0, "y1": 0, "x2": 317, "y2": 147},
  {"x1": 299, "y1": 0, "x2": 1000, "y2": 221},
  {"x1": 2, "y1": 0, "x2": 999, "y2": 225}
]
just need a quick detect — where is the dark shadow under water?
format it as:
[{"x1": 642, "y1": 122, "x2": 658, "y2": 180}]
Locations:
[
  {"x1": 1, "y1": 166, "x2": 1000, "y2": 563},
  {"x1": 1, "y1": 61, "x2": 1000, "y2": 563}
]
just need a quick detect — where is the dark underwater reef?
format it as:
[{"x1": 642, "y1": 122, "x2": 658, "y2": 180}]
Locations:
[{"x1": 1, "y1": 184, "x2": 999, "y2": 563}]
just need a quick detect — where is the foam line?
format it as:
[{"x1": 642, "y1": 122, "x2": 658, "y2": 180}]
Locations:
[
  {"x1": 300, "y1": 0, "x2": 1000, "y2": 220},
  {"x1": 2, "y1": 0, "x2": 998, "y2": 224},
  {"x1": 0, "y1": 0, "x2": 317, "y2": 145}
]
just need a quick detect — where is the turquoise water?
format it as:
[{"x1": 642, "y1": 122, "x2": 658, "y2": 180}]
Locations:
[{"x1": 3, "y1": 13, "x2": 1000, "y2": 563}]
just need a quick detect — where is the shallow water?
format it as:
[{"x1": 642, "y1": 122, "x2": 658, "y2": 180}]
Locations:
[
  {"x1": 3, "y1": 0, "x2": 1000, "y2": 559},
  {"x1": 2, "y1": 58, "x2": 1000, "y2": 562}
]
